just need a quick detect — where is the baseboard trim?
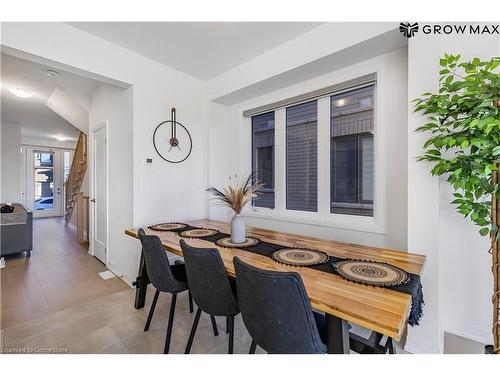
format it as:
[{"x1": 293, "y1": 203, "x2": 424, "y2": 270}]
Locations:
[
  {"x1": 404, "y1": 339, "x2": 441, "y2": 354},
  {"x1": 404, "y1": 336, "x2": 442, "y2": 354},
  {"x1": 444, "y1": 317, "x2": 492, "y2": 345},
  {"x1": 107, "y1": 263, "x2": 134, "y2": 288}
]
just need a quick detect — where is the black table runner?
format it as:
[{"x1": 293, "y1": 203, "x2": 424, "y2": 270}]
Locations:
[{"x1": 151, "y1": 223, "x2": 424, "y2": 326}]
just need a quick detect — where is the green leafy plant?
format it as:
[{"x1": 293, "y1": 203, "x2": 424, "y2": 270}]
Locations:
[
  {"x1": 414, "y1": 54, "x2": 500, "y2": 354},
  {"x1": 414, "y1": 54, "x2": 500, "y2": 237}
]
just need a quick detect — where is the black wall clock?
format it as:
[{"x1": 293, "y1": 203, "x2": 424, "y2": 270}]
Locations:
[{"x1": 153, "y1": 108, "x2": 193, "y2": 163}]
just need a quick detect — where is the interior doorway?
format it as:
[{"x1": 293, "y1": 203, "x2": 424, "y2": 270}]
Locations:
[{"x1": 91, "y1": 123, "x2": 108, "y2": 264}]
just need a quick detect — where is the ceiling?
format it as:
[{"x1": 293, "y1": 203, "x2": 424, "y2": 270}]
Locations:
[
  {"x1": 1, "y1": 53, "x2": 100, "y2": 143},
  {"x1": 68, "y1": 22, "x2": 323, "y2": 80}
]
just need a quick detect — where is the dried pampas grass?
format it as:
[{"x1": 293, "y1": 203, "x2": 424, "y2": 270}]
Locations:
[{"x1": 207, "y1": 174, "x2": 264, "y2": 214}]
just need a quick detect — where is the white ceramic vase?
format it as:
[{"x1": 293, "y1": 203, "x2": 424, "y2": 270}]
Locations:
[{"x1": 231, "y1": 214, "x2": 246, "y2": 243}]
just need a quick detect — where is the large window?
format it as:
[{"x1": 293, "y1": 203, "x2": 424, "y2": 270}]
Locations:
[
  {"x1": 286, "y1": 100, "x2": 318, "y2": 212},
  {"x1": 247, "y1": 78, "x2": 376, "y2": 220},
  {"x1": 330, "y1": 85, "x2": 374, "y2": 216},
  {"x1": 251, "y1": 112, "x2": 275, "y2": 208}
]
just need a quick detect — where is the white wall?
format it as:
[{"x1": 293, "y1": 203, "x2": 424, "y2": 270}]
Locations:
[
  {"x1": 208, "y1": 48, "x2": 408, "y2": 250},
  {"x1": 406, "y1": 35, "x2": 443, "y2": 354},
  {"x1": 1, "y1": 122, "x2": 22, "y2": 203},
  {"x1": 89, "y1": 83, "x2": 135, "y2": 281},
  {"x1": 21, "y1": 136, "x2": 76, "y2": 150},
  {"x1": 46, "y1": 87, "x2": 89, "y2": 134},
  {"x1": 207, "y1": 23, "x2": 398, "y2": 103},
  {"x1": 1, "y1": 23, "x2": 207, "y2": 284}
]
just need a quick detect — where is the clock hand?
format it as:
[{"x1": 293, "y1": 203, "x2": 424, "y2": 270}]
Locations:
[
  {"x1": 172, "y1": 108, "x2": 177, "y2": 140},
  {"x1": 168, "y1": 144, "x2": 173, "y2": 152},
  {"x1": 176, "y1": 144, "x2": 182, "y2": 151}
]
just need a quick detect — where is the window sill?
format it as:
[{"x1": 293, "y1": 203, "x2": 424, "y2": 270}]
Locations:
[{"x1": 244, "y1": 207, "x2": 385, "y2": 235}]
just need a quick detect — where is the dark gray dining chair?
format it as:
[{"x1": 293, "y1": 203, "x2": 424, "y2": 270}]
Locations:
[
  {"x1": 180, "y1": 240, "x2": 240, "y2": 354},
  {"x1": 138, "y1": 229, "x2": 204, "y2": 353},
  {"x1": 233, "y1": 256, "x2": 327, "y2": 354}
]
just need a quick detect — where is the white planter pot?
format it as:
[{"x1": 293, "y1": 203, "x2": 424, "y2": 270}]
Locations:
[{"x1": 231, "y1": 214, "x2": 246, "y2": 243}]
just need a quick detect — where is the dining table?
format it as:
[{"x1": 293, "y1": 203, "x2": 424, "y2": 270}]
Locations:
[{"x1": 125, "y1": 219, "x2": 426, "y2": 354}]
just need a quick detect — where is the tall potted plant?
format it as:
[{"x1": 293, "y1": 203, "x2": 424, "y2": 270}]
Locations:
[{"x1": 414, "y1": 54, "x2": 499, "y2": 353}]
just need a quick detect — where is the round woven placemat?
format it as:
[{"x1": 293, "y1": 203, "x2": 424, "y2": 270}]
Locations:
[
  {"x1": 148, "y1": 222, "x2": 188, "y2": 231},
  {"x1": 271, "y1": 248, "x2": 329, "y2": 267},
  {"x1": 215, "y1": 236, "x2": 260, "y2": 248},
  {"x1": 178, "y1": 228, "x2": 220, "y2": 238},
  {"x1": 333, "y1": 259, "x2": 409, "y2": 287}
]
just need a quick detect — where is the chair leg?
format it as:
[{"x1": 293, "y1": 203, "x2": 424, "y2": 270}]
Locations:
[
  {"x1": 227, "y1": 315, "x2": 234, "y2": 354},
  {"x1": 210, "y1": 315, "x2": 219, "y2": 336},
  {"x1": 144, "y1": 289, "x2": 160, "y2": 331},
  {"x1": 249, "y1": 340, "x2": 257, "y2": 354},
  {"x1": 188, "y1": 291, "x2": 194, "y2": 313},
  {"x1": 386, "y1": 337, "x2": 396, "y2": 354},
  {"x1": 163, "y1": 293, "x2": 177, "y2": 354},
  {"x1": 185, "y1": 307, "x2": 202, "y2": 354},
  {"x1": 226, "y1": 316, "x2": 229, "y2": 334}
]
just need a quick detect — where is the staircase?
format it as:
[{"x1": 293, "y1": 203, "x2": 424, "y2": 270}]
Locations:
[{"x1": 65, "y1": 132, "x2": 87, "y2": 224}]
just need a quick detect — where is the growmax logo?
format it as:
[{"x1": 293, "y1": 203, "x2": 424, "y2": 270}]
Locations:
[
  {"x1": 399, "y1": 22, "x2": 419, "y2": 38},
  {"x1": 399, "y1": 22, "x2": 499, "y2": 38}
]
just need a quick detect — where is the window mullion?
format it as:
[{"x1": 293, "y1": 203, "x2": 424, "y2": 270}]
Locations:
[{"x1": 274, "y1": 108, "x2": 286, "y2": 212}]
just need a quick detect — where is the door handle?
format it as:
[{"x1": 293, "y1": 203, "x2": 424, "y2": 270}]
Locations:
[{"x1": 91, "y1": 199, "x2": 96, "y2": 203}]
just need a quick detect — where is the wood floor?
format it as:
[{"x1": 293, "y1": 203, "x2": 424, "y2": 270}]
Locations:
[{"x1": 1, "y1": 217, "x2": 127, "y2": 329}]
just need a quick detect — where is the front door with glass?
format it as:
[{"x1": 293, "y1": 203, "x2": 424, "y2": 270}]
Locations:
[{"x1": 26, "y1": 148, "x2": 64, "y2": 218}]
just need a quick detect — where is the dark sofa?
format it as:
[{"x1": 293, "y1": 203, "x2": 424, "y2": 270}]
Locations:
[{"x1": 1, "y1": 203, "x2": 33, "y2": 257}]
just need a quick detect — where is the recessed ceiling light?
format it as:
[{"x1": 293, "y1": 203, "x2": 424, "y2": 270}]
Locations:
[
  {"x1": 9, "y1": 88, "x2": 33, "y2": 98},
  {"x1": 46, "y1": 69, "x2": 60, "y2": 78},
  {"x1": 54, "y1": 136, "x2": 67, "y2": 142}
]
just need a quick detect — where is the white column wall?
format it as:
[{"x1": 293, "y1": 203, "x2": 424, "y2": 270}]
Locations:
[
  {"x1": 1, "y1": 123, "x2": 22, "y2": 203},
  {"x1": 406, "y1": 36, "x2": 443, "y2": 354}
]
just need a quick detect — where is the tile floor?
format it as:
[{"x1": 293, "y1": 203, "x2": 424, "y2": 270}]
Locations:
[
  {"x1": 1, "y1": 217, "x2": 128, "y2": 330},
  {"x1": 1, "y1": 285, "x2": 487, "y2": 354},
  {"x1": 1, "y1": 287, "x2": 266, "y2": 354},
  {"x1": 0, "y1": 218, "x2": 487, "y2": 354}
]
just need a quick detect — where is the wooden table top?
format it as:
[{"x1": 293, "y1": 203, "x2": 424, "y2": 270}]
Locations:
[{"x1": 125, "y1": 219, "x2": 426, "y2": 341}]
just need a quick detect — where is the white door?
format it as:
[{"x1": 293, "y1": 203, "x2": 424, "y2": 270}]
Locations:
[
  {"x1": 26, "y1": 148, "x2": 63, "y2": 218},
  {"x1": 93, "y1": 126, "x2": 107, "y2": 264}
]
